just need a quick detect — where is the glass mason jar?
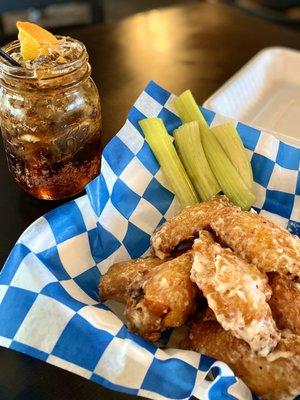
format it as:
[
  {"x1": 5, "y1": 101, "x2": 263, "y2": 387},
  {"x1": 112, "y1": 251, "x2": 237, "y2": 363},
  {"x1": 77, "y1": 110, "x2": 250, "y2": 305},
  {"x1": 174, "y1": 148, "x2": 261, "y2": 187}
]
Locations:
[{"x1": 0, "y1": 37, "x2": 101, "y2": 200}]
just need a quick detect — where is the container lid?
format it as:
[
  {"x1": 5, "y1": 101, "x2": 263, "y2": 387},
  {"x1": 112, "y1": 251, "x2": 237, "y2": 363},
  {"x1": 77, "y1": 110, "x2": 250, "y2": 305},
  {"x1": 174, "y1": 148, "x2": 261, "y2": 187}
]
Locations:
[{"x1": 203, "y1": 47, "x2": 300, "y2": 148}]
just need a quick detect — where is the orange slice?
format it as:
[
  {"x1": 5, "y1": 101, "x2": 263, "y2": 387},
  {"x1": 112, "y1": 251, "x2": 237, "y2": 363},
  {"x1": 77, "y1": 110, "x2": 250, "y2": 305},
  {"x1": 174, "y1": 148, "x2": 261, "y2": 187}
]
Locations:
[{"x1": 17, "y1": 21, "x2": 59, "y2": 61}]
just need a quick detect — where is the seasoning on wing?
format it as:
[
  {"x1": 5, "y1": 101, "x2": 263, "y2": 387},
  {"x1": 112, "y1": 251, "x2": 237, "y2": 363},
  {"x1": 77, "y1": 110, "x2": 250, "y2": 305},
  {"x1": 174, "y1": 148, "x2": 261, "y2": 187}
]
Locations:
[
  {"x1": 125, "y1": 251, "x2": 198, "y2": 342},
  {"x1": 210, "y1": 206, "x2": 300, "y2": 281},
  {"x1": 152, "y1": 195, "x2": 300, "y2": 279},
  {"x1": 268, "y1": 273, "x2": 300, "y2": 335},
  {"x1": 187, "y1": 314, "x2": 300, "y2": 400},
  {"x1": 99, "y1": 257, "x2": 164, "y2": 304},
  {"x1": 151, "y1": 195, "x2": 232, "y2": 259},
  {"x1": 191, "y1": 231, "x2": 279, "y2": 356}
]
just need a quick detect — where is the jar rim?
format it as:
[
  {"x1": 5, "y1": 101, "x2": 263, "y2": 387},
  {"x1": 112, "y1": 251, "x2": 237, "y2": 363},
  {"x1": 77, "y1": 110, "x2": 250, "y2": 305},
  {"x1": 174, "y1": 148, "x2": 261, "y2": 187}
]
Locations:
[{"x1": 0, "y1": 36, "x2": 88, "y2": 80}]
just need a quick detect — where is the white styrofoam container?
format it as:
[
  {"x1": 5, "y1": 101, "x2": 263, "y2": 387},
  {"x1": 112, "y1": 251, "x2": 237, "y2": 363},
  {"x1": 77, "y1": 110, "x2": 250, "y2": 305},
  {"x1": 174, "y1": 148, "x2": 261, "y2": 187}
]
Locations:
[{"x1": 203, "y1": 47, "x2": 300, "y2": 147}]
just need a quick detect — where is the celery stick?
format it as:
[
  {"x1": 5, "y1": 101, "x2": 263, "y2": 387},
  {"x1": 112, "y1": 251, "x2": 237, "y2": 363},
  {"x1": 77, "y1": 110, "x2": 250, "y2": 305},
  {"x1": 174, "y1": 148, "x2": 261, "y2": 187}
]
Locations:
[
  {"x1": 174, "y1": 89, "x2": 255, "y2": 208},
  {"x1": 174, "y1": 122, "x2": 221, "y2": 201},
  {"x1": 211, "y1": 122, "x2": 253, "y2": 190},
  {"x1": 139, "y1": 118, "x2": 199, "y2": 207},
  {"x1": 174, "y1": 90, "x2": 208, "y2": 132},
  {"x1": 201, "y1": 126, "x2": 255, "y2": 210}
]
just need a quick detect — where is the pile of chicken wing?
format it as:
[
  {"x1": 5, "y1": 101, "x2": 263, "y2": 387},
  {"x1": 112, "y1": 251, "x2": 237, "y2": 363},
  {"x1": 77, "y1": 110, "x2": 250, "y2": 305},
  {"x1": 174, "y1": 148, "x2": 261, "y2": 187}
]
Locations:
[{"x1": 99, "y1": 195, "x2": 300, "y2": 400}]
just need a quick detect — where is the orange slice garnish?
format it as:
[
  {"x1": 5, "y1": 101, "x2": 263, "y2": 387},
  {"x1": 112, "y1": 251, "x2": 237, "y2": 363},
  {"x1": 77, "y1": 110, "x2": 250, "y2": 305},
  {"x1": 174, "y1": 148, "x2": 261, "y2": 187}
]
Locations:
[{"x1": 17, "y1": 21, "x2": 59, "y2": 61}]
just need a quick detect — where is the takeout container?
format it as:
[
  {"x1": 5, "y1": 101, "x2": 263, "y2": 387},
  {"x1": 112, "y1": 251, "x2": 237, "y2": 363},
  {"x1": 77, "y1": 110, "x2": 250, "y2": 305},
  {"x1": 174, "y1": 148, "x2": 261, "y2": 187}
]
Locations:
[
  {"x1": 204, "y1": 47, "x2": 300, "y2": 147},
  {"x1": 0, "y1": 81, "x2": 299, "y2": 400}
]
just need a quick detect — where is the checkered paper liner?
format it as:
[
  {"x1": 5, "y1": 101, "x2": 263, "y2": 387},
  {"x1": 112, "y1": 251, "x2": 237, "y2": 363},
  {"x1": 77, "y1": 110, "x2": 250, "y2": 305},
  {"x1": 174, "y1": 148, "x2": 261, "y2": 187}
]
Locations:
[{"x1": 0, "y1": 81, "x2": 299, "y2": 400}]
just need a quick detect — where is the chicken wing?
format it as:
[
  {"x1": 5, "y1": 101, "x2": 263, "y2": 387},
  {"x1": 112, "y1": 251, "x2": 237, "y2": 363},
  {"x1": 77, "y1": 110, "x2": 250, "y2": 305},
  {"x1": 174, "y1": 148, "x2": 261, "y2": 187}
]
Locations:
[
  {"x1": 187, "y1": 314, "x2": 300, "y2": 400},
  {"x1": 268, "y1": 273, "x2": 300, "y2": 335},
  {"x1": 99, "y1": 257, "x2": 164, "y2": 304},
  {"x1": 125, "y1": 251, "x2": 197, "y2": 342},
  {"x1": 210, "y1": 206, "x2": 300, "y2": 280},
  {"x1": 151, "y1": 195, "x2": 300, "y2": 279},
  {"x1": 191, "y1": 231, "x2": 279, "y2": 356},
  {"x1": 151, "y1": 195, "x2": 232, "y2": 259}
]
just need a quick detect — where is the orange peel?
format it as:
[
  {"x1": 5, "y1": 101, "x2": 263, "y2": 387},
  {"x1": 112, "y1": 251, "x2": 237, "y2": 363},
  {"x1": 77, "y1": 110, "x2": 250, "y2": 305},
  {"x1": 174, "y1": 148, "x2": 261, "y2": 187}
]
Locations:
[{"x1": 16, "y1": 21, "x2": 59, "y2": 61}]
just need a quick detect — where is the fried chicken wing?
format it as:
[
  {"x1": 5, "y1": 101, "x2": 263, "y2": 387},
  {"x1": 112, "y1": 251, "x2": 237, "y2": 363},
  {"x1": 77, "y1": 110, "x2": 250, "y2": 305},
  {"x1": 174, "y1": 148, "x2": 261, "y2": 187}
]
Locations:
[
  {"x1": 151, "y1": 195, "x2": 231, "y2": 259},
  {"x1": 211, "y1": 206, "x2": 300, "y2": 280},
  {"x1": 268, "y1": 273, "x2": 300, "y2": 335},
  {"x1": 152, "y1": 195, "x2": 300, "y2": 279},
  {"x1": 191, "y1": 231, "x2": 279, "y2": 356},
  {"x1": 187, "y1": 315, "x2": 300, "y2": 400},
  {"x1": 99, "y1": 257, "x2": 164, "y2": 304},
  {"x1": 125, "y1": 251, "x2": 197, "y2": 342}
]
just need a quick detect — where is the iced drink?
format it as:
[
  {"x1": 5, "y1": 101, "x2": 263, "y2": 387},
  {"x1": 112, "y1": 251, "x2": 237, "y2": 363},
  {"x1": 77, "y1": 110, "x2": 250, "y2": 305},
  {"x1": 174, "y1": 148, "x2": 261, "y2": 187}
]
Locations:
[{"x1": 0, "y1": 22, "x2": 101, "y2": 199}]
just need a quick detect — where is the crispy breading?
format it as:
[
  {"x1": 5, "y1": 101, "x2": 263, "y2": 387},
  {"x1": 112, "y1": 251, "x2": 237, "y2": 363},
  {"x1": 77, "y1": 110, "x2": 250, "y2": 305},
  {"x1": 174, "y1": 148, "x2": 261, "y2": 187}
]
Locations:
[
  {"x1": 99, "y1": 257, "x2": 164, "y2": 303},
  {"x1": 191, "y1": 231, "x2": 279, "y2": 356},
  {"x1": 187, "y1": 315, "x2": 300, "y2": 400},
  {"x1": 211, "y1": 207, "x2": 300, "y2": 280},
  {"x1": 269, "y1": 273, "x2": 300, "y2": 335},
  {"x1": 125, "y1": 251, "x2": 198, "y2": 342},
  {"x1": 151, "y1": 195, "x2": 231, "y2": 259},
  {"x1": 151, "y1": 195, "x2": 300, "y2": 279}
]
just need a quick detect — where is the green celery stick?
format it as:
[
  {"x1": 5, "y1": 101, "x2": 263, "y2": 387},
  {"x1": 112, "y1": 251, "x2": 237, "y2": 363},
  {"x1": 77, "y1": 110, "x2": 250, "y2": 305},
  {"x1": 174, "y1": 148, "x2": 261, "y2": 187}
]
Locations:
[
  {"x1": 211, "y1": 122, "x2": 253, "y2": 190},
  {"x1": 201, "y1": 126, "x2": 255, "y2": 210},
  {"x1": 174, "y1": 121, "x2": 221, "y2": 201},
  {"x1": 174, "y1": 89, "x2": 255, "y2": 209},
  {"x1": 174, "y1": 90, "x2": 208, "y2": 132},
  {"x1": 139, "y1": 118, "x2": 199, "y2": 207}
]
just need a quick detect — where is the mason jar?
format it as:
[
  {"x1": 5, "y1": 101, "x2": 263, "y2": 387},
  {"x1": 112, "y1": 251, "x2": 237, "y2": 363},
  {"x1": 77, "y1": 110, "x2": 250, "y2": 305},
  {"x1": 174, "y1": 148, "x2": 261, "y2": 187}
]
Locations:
[{"x1": 0, "y1": 37, "x2": 101, "y2": 200}]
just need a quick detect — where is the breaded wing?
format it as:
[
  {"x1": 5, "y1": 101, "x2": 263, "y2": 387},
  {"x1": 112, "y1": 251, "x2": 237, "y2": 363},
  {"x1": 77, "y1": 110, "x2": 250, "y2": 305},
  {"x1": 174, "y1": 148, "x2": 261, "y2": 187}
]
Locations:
[
  {"x1": 269, "y1": 273, "x2": 300, "y2": 335},
  {"x1": 125, "y1": 251, "x2": 197, "y2": 342},
  {"x1": 187, "y1": 315, "x2": 300, "y2": 400},
  {"x1": 99, "y1": 257, "x2": 164, "y2": 303},
  {"x1": 152, "y1": 194, "x2": 300, "y2": 279},
  {"x1": 211, "y1": 207, "x2": 300, "y2": 280},
  {"x1": 151, "y1": 195, "x2": 231, "y2": 259},
  {"x1": 191, "y1": 231, "x2": 279, "y2": 356}
]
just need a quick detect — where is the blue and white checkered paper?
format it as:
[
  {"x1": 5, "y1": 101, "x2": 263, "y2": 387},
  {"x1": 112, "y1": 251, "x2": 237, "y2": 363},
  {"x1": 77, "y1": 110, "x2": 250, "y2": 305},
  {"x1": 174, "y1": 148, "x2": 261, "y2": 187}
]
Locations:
[{"x1": 0, "y1": 81, "x2": 299, "y2": 400}]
